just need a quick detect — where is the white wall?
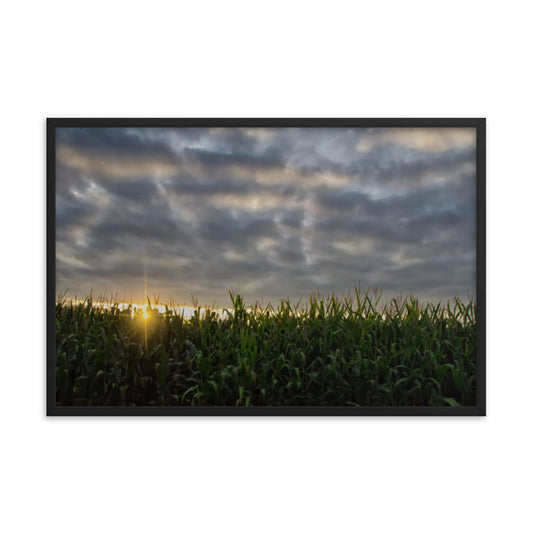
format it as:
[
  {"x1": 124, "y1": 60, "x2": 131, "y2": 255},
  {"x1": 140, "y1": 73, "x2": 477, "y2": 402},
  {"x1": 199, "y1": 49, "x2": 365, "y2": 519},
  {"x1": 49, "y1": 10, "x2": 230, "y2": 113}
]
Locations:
[{"x1": 1, "y1": 1, "x2": 531, "y2": 532}]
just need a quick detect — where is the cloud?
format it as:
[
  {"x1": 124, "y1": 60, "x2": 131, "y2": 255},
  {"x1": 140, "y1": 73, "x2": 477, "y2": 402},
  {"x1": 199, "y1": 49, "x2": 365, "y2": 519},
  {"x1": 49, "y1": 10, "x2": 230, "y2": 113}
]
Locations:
[
  {"x1": 55, "y1": 127, "x2": 477, "y2": 305},
  {"x1": 355, "y1": 127, "x2": 476, "y2": 153}
]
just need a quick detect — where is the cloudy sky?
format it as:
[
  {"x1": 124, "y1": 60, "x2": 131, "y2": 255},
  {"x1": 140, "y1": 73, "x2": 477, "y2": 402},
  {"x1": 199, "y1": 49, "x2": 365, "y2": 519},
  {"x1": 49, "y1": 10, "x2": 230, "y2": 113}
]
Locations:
[{"x1": 55, "y1": 126, "x2": 477, "y2": 307}]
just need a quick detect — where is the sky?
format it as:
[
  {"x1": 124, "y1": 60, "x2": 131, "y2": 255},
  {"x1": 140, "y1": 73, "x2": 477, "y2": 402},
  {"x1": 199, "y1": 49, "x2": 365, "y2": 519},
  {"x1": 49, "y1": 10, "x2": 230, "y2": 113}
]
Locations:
[{"x1": 55, "y1": 126, "x2": 477, "y2": 307}]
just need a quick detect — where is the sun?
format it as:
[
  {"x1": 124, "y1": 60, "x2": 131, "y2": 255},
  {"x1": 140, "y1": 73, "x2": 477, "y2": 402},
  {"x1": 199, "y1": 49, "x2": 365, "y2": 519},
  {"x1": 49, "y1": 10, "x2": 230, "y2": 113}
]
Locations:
[{"x1": 142, "y1": 310, "x2": 149, "y2": 320}]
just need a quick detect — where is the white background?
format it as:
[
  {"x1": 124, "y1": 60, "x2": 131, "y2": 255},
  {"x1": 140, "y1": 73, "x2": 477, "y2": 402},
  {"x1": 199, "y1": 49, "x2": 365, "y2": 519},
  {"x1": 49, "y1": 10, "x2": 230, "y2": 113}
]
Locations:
[{"x1": 1, "y1": 1, "x2": 531, "y2": 532}]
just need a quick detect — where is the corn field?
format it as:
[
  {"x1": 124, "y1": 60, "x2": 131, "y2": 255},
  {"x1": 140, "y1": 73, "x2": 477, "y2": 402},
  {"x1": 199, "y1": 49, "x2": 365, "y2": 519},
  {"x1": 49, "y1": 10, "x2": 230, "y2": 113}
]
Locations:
[{"x1": 55, "y1": 289, "x2": 476, "y2": 407}]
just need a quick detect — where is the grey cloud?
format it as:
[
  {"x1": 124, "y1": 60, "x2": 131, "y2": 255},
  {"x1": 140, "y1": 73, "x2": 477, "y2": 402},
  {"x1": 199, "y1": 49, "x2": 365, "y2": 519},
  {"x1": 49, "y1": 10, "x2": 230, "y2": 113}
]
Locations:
[
  {"x1": 346, "y1": 145, "x2": 476, "y2": 186},
  {"x1": 55, "y1": 127, "x2": 477, "y2": 305},
  {"x1": 279, "y1": 209, "x2": 305, "y2": 228},
  {"x1": 272, "y1": 235, "x2": 308, "y2": 265},
  {"x1": 314, "y1": 189, "x2": 375, "y2": 212},
  {"x1": 57, "y1": 127, "x2": 177, "y2": 161},
  {"x1": 56, "y1": 187, "x2": 95, "y2": 229},
  {"x1": 102, "y1": 178, "x2": 160, "y2": 203},
  {"x1": 164, "y1": 174, "x2": 254, "y2": 196},
  {"x1": 195, "y1": 209, "x2": 280, "y2": 245}
]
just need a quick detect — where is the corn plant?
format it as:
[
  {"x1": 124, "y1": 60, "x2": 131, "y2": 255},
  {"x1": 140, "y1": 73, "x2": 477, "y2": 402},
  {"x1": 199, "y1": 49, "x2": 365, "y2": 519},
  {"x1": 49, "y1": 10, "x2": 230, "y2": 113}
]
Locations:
[{"x1": 55, "y1": 288, "x2": 477, "y2": 407}]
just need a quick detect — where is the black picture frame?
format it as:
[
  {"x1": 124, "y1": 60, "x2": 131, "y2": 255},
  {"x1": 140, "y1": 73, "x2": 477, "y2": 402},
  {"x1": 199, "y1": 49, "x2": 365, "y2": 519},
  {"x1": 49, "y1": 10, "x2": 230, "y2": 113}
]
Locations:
[{"x1": 47, "y1": 117, "x2": 486, "y2": 416}]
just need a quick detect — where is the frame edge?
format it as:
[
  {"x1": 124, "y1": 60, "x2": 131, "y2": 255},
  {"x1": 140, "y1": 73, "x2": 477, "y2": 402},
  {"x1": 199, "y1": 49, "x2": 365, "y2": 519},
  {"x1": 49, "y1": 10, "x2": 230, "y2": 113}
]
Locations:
[
  {"x1": 46, "y1": 118, "x2": 487, "y2": 416},
  {"x1": 46, "y1": 119, "x2": 57, "y2": 416}
]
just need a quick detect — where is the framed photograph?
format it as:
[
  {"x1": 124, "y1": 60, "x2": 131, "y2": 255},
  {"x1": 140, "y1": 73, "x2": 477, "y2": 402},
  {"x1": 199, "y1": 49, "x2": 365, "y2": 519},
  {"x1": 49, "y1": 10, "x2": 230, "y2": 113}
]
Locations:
[{"x1": 47, "y1": 118, "x2": 486, "y2": 415}]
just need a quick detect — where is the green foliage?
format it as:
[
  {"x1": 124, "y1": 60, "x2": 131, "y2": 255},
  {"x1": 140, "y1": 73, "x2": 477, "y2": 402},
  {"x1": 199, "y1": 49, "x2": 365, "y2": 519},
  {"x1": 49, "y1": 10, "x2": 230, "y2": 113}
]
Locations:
[{"x1": 55, "y1": 289, "x2": 477, "y2": 407}]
